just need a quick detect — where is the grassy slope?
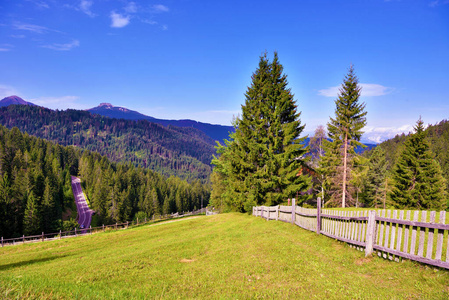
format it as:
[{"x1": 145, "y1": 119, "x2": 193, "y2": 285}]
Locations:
[{"x1": 1, "y1": 213, "x2": 448, "y2": 299}]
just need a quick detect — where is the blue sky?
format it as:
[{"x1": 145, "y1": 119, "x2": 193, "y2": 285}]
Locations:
[{"x1": 0, "y1": 0, "x2": 448, "y2": 143}]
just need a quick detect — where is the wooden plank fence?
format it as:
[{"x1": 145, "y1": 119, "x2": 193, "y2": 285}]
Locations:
[{"x1": 253, "y1": 198, "x2": 449, "y2": 269}]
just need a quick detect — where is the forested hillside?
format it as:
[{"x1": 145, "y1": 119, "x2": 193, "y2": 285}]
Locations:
[
  {"x1": 88, "y1": 102, "x2": 235, "y2": 143},
  {"x1": 372, "y1": 119, "x2": 449, "y2": 190},
  {"x1": 0, "y1": 105, "x2": 215, "y2": 180},
  {"x1": 0, "y1": 125, "x2": 210, "y2": 239}
]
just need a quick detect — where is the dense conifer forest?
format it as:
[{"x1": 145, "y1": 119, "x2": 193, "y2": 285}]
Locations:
[
  {"x1": 0, "y1": 125, "x2": 210, "y2": 239},
  {"x1": 0, "y1": 105, "x2": 214, "y2": 181}
]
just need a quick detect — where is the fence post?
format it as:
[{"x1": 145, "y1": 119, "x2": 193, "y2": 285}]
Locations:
[
  {"x1": 1, "y1": 236, "x2": 3, "y2": 247},
  {"x1": 115, "y1": 223, "x2": 117, "y2": 230},
  {"x1": 291, "y1": 198, "x2": 296, "y2": 225},
  {"x1": 365, "y1": 210, "x2": 377, "y2": 257},
  {"x1": 23, "y1": 235, "x2": 25, "y2": 243},
  {"x1": 316, "y1": 197, "x2": 321, "y2": 235},
  {"x1": 103, "y1": 224, "x2": 105, "y2": 232},
  {"x1": 90, "y1": 225, "x2": 92, "y2": 235},
  {"x1": 127, "y1": 221, "x2": 129, "y2": 229},
  {"x1": 59, "y1": 230, "x2": 62, "y2": 240},
  {"x1": 42, "y1": 232, "x2": 44, "y2": 242},
  {"x1": 137, "y1": 218, "x2": 139, "y2": 225},
  {"x1": 276, "y1": 205, "x2": 279, "y2": 221},
  {"x1": 75, "y1": 228, "x2": 77, "y2": 237}
]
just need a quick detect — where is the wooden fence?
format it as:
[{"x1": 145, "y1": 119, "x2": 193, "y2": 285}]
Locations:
[
  {"x1": 253, "y1": 198, "x2": 449, "y2": 270},
  {"x1": 1, "y1": 208, "x2": 207, "y2": 247}
]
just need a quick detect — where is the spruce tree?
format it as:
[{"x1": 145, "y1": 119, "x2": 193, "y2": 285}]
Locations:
[
  {"x1": 325, "y1": 65, "x2": 367, "y2": 207},
  {"x1": 212, "y1": 52, "x2": 310, "y2": 211},
  {"x1": 389, "y1": 118, "x2": 447, "y2": 209},
  {"x1": 365, "y1": 146, "x2": 387, "y2": 208},
  {"x1": 23, "y1": 191, "x2": 41, "y2": 236}
]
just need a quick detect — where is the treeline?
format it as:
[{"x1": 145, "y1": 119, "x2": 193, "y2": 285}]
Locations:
[
  {"x1": 0, "y1": 125, "x2": 210, "y2": 239},
  {"x1": 353, "y1": 119, "x2": 449, "y2": 209},
  {"x1": 211, "y1": 53, "x2": 448, "y2": 212},
  {"x1": 0, "y1": 105, "x2": 214, "y2": 181},
  {"x1": 377, "y1": 119, "x2": 449, "y2": 191}
]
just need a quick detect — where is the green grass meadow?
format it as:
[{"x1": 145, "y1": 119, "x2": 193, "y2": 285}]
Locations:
[{"x1": 1, "y1": 213, "x2": 449, "y2": 299}]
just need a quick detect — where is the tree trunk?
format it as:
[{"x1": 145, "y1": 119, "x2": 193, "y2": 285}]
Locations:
[{"x1": 342, "y1": 133, "x2": 348, "y2": 208}]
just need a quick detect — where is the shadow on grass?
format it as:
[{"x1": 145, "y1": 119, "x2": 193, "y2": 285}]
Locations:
[{"x1": 0, "y1": 255, "x2": 69, "y2": 271}]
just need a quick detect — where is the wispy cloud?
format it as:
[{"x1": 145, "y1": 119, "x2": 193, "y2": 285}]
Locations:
[
  {"x1": 10, "y1": 34, "x2": 26, "y2": 39},
  {"x1": 152, "y1": 4, "x2": 169, "y2": 13},
  {"x1": 318, "y1": 83, "x2": 393, "y2": 97},
  {"x1": 110, "y1": 12, "x2": 130, "y2": 28},
  {"x1": 80, "y1": 0, "x2": 96, "y2": 17},
  {"x1": 26, "y1": 0, "x2": 50, "y2": 9},
  {"x1": 125, "y1": 2, "x2": 138, "y2": 13},
  {"x1": 31, "y1": 95, "x2": 86, "y2": 110},
  {"x1": 0, "y1": 85, "x2": 19, "y2": 99},
  {"x1": 42, "y1": 39, "x2": 80, "y2": 51},
  {"x1": 429, "y1": 0, "x2": 449, "y2": 7},
  {"x1": 0, "y1": 44, "x2": 14, "y2": 52},
  {"x1": 14, "y1": 22, "x2": 51, "y2": 34}
]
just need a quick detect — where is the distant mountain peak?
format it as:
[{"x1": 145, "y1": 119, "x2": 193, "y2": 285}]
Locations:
[
  {"x1": 99, "y1": 102, "x2": 114, "y2": 108},
  {"x1": 88, "y1": 103, "x2": 153, "y2": 120},
  {"x1": 0, "y1": 95, "x2": 36, "y2": 107}
]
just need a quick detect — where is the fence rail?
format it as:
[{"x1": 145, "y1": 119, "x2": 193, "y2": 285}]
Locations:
[
  {"x1": 1, "y1": 208, "x2": 208, "y2": 247},
  {"x1": 253, "y1": 199, "x2": 449, "y2": 270}
]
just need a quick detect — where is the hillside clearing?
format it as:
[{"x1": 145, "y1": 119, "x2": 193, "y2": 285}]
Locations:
[{"x1": 1, "y1": 213, "x2": 448, "y2": 299}]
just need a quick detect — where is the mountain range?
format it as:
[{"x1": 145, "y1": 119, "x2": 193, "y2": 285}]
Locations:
[
  {"x1": 0, "y1": 98, "x2": 216, "y2": 180},
  {"x1": 87, "y1": 102, "x2": 234, "y2": 143},
  {"x1": 0, "y1": 96, "x2": 234, "y2": 144}
]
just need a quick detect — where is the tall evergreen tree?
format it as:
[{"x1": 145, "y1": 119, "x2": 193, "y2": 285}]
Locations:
[
  {"x1": 23, "y1": 191, "x2": 41, "y2": 236},
  {"x1": 389, "y1": 118, "x2": 447, "y2": 209},
  {"x1": 365, "y1": 146, "x2": 387, "y2": 208},
  {"x1": 325, "y1": 65, "x2": 367, "y2": 207},
  {"x1": 212, "y1": 52, "x2": 311, "y2": 211}
]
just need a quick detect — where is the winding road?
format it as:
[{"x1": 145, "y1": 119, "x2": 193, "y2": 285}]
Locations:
[{"x1": 71, "y1": 176, "x2": 94, "y2": 231}]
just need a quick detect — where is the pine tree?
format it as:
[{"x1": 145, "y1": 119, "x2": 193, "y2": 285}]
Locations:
[
  {"x1": 23, "y1": 191, "x2": 41, "y2": 236},
  {"x1": 350, "y1": 155, "x2": 369, "y2": 207},
  {"x1": 389, "y1": 118, "x2": 447, "y2": 210},
  {"x1": 325, "y1": 65, "x2": 367, "y2": 207},
  {"x1": 41, "y1": 177, "x2": 57, "y2": 233},
  {"x1": 365, "y1": 146, "x2": 387, "y2": 208},
  {"x1": 212, "y1": 52, "x2": 311, "y2": 212}
]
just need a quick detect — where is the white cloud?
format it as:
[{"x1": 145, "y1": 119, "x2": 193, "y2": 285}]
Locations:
[
  {"x1": 142, "y1": 19, "x2": 158, "y2": 25},
  {"x1": 0, "y1": 85, "x2": 19, "y2": 99},
  {"x1": 42, "y1": 39, "x2": 80, "y2": 51},
  {"x1": 110, "y1": 12, "x2": 130, "y2": 28},
  {"x1": 152, "y1": 4, "x2": 169, "y2": 13},
  {"x1": 80, "y1": 0, "x2": 96, "y2": 17},
  {"x1": 362, "y1": 124, "x2": 414, "y2": 143},
  {"x1": 125, "y1": 2, "x2": 138, "y2": 13},
  {"x1": 318, "y1": 83, "x2": 393, "y2": 97},
  {"x1": 317, "y1": 86, "x2": 340, "y2": 97}
]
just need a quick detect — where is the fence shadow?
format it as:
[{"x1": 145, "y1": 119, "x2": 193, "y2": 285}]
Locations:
[{"x1": 0, "y1": 255, "x2": 70, "y2": 271}]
